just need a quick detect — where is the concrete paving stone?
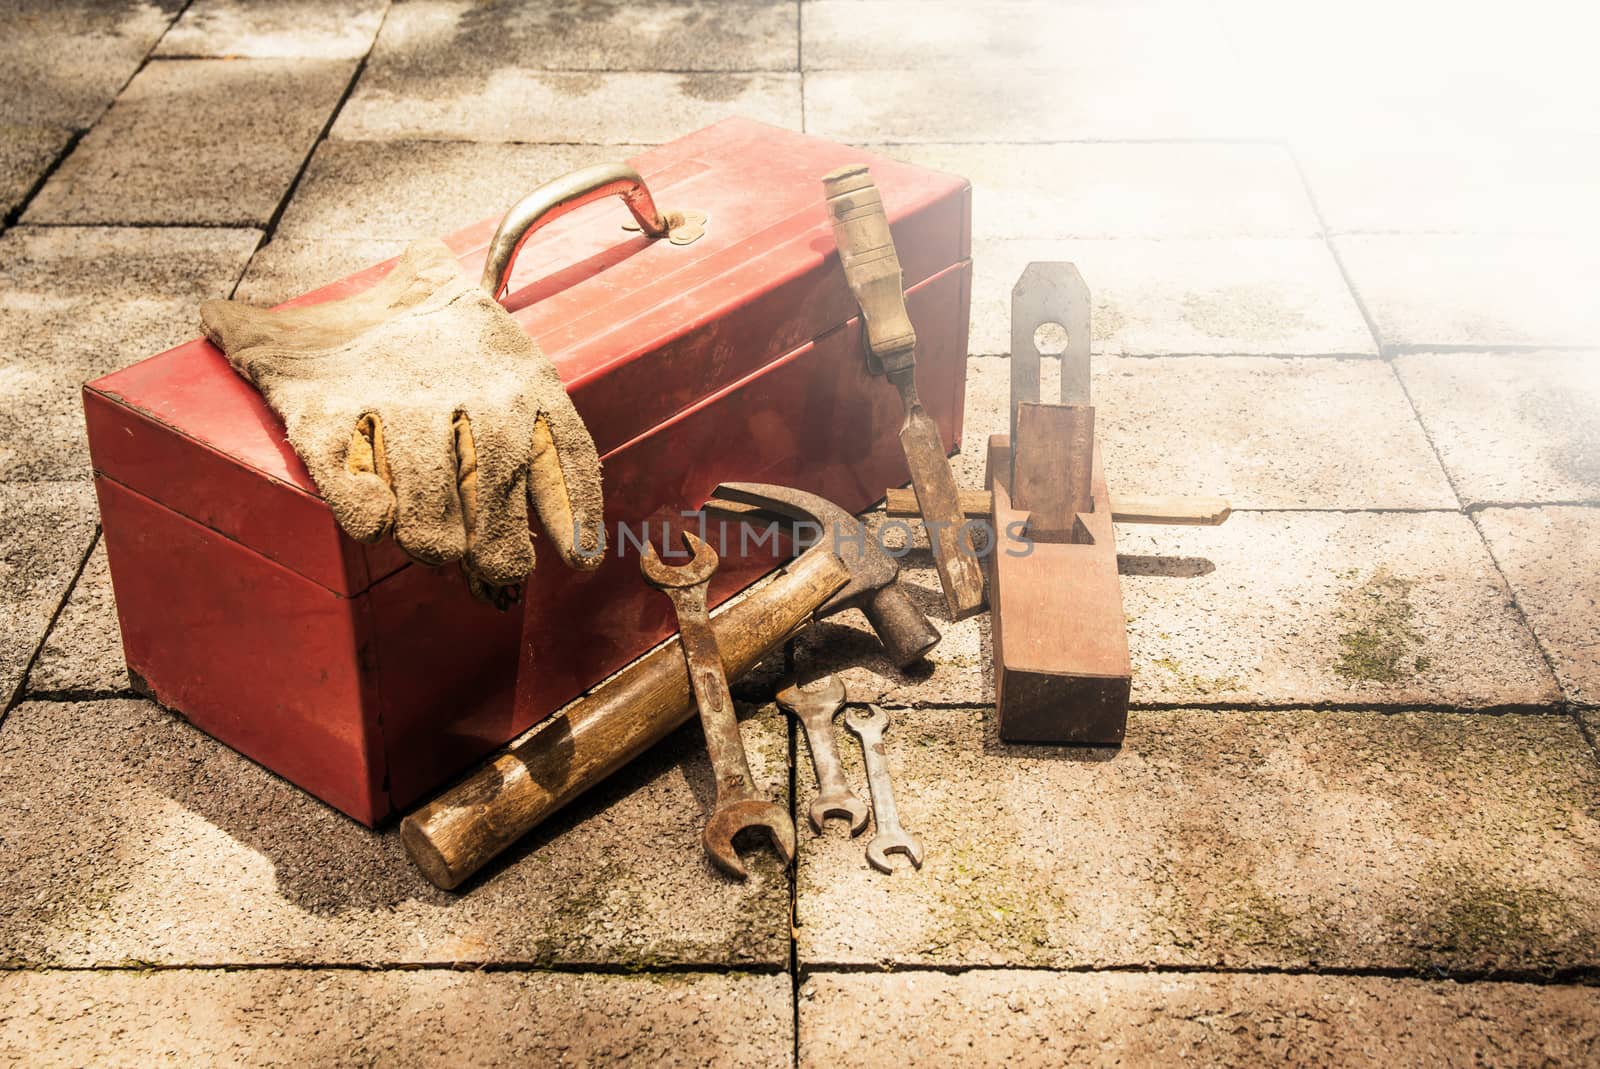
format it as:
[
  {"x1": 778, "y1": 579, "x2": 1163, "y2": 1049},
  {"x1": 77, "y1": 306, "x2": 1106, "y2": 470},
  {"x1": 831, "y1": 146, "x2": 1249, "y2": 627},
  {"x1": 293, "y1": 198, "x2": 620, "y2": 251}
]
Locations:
[
  {"x1": 0, "y1": 968, "x2": 792, "y2": 1068},
  {"x1": 969, "y1": 238, "x2": 1376, "y2": 357},
  {"x1": 1335, "y1": 235, "x2": 1600, "y2": 351},
  {"x1": 1114, "y1": 509, "x2": 1558, "y2": 708},
  {"x1": 795, "y1": 706, "x2": 1600, "y2": 972},
  {"x1": 0, "y1": 697, "x2": 792, "y2": 967},
  {"x1": 0, "y1": 482, "x2": 96, "y2": 707},
  {"x1": 232, "y1": 236, "x2": 407, "y2": 306},
  {"x1": 365, "y1": 0, "x2": 797, "y2": 76},
  {"x1": 1298, "y1": 137, "x2": 1600, "y2": 238},
  {"x1": 1394, "y1": 352, "x2": 1600, "y2": 507},
  {"x1": 275, "y1": 140, "x2": 642, "y2": 242},
  {"x1": 0, "y1": 126, "x2": 72, "y2": 221},
  {"x1": 155, "y1": 0, "x2": 388, "y2": 60},
  {"x1": 0, "y1": 1, "x2": 180, "y2": 128},
  {"x1": 29, "y1": 537, "x2": 125, "y2": 696},
  {"x1": 0, "y1": 225, "x2": 259, "y2": 482},
  {"x1": 334, "y1": 69, "x2": 801, "y2": 143},
  {"x1": 804, "y1": 64, "x2": 1263, "y2": 143},
  {"x1": 865, "y1": 142, "x2": 1321, "y2": 242},
  {"x1": 803, "y1": 0, "x2": 1234, "y2": 73},
  {"x1": 799, "y1": 970, "x2": 1600, "y2": 1067},
  {"x1": 1476, "y1": 507, "x2": 1600, "y2": 709},
  {"x1": 24, "y1": 58, "x2": 357, "y2": 227},
  {"x1": 1218, "y1": 1, "x2": 1600, "y2": 147},
  {"x1": 957, "y1": 355, "x2": 1457, "y2": 509}
]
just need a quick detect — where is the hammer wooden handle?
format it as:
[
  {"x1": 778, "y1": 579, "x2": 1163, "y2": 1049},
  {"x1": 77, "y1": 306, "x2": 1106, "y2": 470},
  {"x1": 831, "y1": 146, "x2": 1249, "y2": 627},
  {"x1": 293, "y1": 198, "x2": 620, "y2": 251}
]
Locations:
[
  {"x1": 401, "y1": 547, "x2": 851, "y2": 890},
  {"x1": 884, "y1": 487, "x2": 1232, "y2": 526}
]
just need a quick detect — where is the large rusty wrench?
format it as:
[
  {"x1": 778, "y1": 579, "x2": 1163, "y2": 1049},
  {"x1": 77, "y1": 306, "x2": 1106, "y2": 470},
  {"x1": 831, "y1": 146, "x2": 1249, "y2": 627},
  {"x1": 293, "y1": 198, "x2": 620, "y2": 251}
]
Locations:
[
  {"x1": 640, "y1": 532, "x2": 796, "y2": 879},
  {"x1": 824, "y1": 164, "x2": 985, "y2": 621},
  {"x1": 777, "y1": 675, "x2": 869, "y2": 836}
]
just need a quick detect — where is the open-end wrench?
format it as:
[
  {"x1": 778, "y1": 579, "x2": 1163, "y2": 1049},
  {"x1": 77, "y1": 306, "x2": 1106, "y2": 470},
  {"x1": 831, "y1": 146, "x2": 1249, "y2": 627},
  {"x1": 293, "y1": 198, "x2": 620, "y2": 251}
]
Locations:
[
  {"x1": 640, "y1": 531, "x2": 796, "y2": 880},
  {"x1": 842, "y1": 704, "x2": 924, "y2": 873},
  {"x1": 776, "y1": 675, "x2": 869, "y2": 837}
]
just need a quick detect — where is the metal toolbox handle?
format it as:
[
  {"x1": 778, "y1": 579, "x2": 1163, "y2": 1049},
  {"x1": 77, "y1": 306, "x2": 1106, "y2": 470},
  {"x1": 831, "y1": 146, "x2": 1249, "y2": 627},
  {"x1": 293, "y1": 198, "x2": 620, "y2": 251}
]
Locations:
[{"x1": 480, "y1": 162, "x2": 703, "y2": 300}]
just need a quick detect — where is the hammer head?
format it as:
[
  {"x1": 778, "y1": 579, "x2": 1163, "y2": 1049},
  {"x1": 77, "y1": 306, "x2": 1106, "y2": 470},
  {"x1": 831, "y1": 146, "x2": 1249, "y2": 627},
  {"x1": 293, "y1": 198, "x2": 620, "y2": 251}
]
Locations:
[{"x1": 708, "y1": 482, "x2": 941, "y2": 668}]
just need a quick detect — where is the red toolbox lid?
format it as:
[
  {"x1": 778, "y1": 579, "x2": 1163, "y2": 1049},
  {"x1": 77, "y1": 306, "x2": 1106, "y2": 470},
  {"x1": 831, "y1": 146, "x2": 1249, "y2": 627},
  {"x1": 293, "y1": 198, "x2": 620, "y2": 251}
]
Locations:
[{"x1": 84, "y1": 118, "x2": 971, "y2": 596}]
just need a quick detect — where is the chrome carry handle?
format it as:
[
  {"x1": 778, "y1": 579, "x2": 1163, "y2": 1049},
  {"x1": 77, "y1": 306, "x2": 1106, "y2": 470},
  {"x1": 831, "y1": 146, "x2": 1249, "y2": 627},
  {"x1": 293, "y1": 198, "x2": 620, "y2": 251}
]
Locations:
[{"x1": 480, "y1": 162, "x2": 705, "y2": 301}]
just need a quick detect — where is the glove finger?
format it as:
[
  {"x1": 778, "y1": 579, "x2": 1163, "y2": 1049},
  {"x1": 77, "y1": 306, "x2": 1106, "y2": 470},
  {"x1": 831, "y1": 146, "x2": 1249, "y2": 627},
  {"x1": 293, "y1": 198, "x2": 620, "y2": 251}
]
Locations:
[
  {"x1": 381, "y1": 406, "x2": 467, "y2": 567},
  {"x1": 298, "y1": 414, "x2": 396, "y2": 544},
  {"x1": 526, "y1": 407, "x2": 605, "y2": 570},
  {"x1": 454, "y1": 412, "x2": 535, "y2": 588}
]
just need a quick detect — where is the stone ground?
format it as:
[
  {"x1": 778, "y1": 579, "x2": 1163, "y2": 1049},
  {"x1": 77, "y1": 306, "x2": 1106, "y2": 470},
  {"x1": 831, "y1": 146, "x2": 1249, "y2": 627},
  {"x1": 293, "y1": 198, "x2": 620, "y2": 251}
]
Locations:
[{"x1": 2, "y1": 1, "x2": 1598, "y2": 1065}]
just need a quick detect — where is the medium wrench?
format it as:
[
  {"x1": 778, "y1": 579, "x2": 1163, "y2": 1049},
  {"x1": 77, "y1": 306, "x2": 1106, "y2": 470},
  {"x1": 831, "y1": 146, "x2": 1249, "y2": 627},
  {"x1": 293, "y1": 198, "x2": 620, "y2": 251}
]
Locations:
[
  {"x1": 776, "y1": 675, "x2": 869, "y2": 836},
  {"x1": 842, "y1": 704, "x2": 924, "y2": 873},
  {"x1": 640, "y1": 531, "x2": 796, "y2": 879}
]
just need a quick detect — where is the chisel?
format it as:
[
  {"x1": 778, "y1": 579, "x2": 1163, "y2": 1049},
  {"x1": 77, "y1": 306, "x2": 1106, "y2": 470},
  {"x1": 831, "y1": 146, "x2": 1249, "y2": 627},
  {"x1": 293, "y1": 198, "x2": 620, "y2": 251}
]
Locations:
[{"x1": 824, "y1": 164, "x2": 985, "y2": 620}]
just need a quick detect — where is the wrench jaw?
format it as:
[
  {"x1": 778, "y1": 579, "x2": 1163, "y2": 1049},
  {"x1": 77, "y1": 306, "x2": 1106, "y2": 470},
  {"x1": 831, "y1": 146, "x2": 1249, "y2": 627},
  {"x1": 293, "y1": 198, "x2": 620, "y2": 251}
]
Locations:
[
  {"x1": 638, "y1": 530, "x2": 720, "y2": 589},
  {"x1": 808, "y1": 793, "x2": 871, "y2": 837},
  {"x1": 701, "y1": 800, "x2": 797, "y2": 880},
  {"x1": 865, "y1": 831, "x2": 925, "y2": 874}
]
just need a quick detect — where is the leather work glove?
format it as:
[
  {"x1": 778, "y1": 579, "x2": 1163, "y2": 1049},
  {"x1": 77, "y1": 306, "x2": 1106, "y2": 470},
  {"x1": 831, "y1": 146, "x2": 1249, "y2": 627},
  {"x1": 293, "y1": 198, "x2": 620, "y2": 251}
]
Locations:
[{"x1": 199, "y1": 239, "x2": 605, "y2": 604}]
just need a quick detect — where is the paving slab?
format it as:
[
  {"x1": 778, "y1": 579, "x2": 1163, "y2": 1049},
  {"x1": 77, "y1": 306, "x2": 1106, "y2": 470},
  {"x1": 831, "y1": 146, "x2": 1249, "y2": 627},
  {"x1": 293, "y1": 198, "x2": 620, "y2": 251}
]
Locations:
[
  {"x1": 0, "y1": 968, "x2": 792, "y2": 1068},
  {"x1": 0, "y1": 225, "x2": 259, "y2": 482},
  {"x1": 334, "y1": 69, "x2": 801, "y2": 143},
  {"x1": 957, "y1": 355, "x2": 1456, "y2": 509},
  {"x1": 969, "y1": 238, "x2": 1376, "y2": 357},
  {"x1": 24, "y1": 58, "x2": 357, "y2": 227},
  {"x1": 1298, "y1": 137, "x2": 1600, "y2": 238},
  {"x1": 803, "y1": 0, "x2": 1232, "y2": 73},
  {"x1": 29, "y1": 537, "x2": 125, "y2": 697},
  {"x1": 0, "y1": 125, "x2": 71, "y2": 221},
  {"x1": 800, "y1": 970, "x2": 1600, "y2": 1067},
  {"x1": 0, "y1": 482, "x2": 96, "y2": 708},
  {"x1": 274, "y1": 140, "x2": 642, "y2": 242},
  {"x1": 1476, "y1": 507, "x2": 1600, "y2": 708},
  {"x1": 1115, "y1": 509, "x2": 1556, "y2": 708},
  {"x1": 804, "y1": 64, "x2": 1262, "y2": 143},
  {"x1": 0, "y1": 698, "x2": 792, "y2": 968},
  {"x1": 155, "y1": 0, "x2": 388, "y2": 59},
  {"x1": 866, "y1": 142, "x2": 1320, "y2": 241},
  {"x1": 1394, "y1": 352, "x2": 1600, "y2": 507},
  {"x1": 795, "y1": 706, "x2": 1600, "y2": 972},
  {"x1": 1335, "y1": 236, "x2": 1600, "y2": 351},
  {"x1": 0, "y1": 1, "x2": 180, "y2": 128},
  {"x1": 366, "y1": 0, "x2": 797, "y2": 75},
  {"x1": 233, "y1": 236, "x2": 408, "y2": 306}
]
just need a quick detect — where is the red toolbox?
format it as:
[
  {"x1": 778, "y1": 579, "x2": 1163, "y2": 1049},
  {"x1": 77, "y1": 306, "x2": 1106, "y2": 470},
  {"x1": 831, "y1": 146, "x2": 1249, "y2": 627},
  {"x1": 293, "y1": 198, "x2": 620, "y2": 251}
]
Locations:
[{"x1": 84, "y1": 118, "x2": 972, "y2": 826}]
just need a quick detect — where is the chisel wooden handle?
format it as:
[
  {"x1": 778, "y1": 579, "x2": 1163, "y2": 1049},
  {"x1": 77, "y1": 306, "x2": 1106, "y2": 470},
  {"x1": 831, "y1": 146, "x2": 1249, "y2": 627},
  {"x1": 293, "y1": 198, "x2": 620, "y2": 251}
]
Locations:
[
  {"x1": 401, "y1": 547, "x2": 851, "y2": 890},
  {"x1": 823, "y1": 164, "x2": 916, "y2": 375}
]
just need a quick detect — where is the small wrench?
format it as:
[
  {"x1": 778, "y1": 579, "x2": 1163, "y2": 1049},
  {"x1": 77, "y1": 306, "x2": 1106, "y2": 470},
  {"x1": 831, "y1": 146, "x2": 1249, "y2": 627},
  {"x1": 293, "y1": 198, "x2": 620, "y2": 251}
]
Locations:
[
  {"x1": 843, "y1": 704, "x2": 924, "y2": 873},
  {"x1": 641, "y1": 531, "x2": 796, "y2": 879},
  {"x1": 776, "y1": 675, "x2": 869, "y2": 836}
]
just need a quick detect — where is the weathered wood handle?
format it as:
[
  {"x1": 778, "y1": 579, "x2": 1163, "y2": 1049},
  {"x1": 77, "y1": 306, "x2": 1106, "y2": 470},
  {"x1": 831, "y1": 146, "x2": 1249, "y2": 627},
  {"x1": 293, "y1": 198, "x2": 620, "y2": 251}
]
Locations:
[
  {"x1": 401, "y1": 547, "x2": 852, "y2": 890},
  {"x1": 823, "y1": 164, "x2": 915, "y2": 375},
  {"x1": 884, "y1": 487, "x2": 1232, "y2": 526}
]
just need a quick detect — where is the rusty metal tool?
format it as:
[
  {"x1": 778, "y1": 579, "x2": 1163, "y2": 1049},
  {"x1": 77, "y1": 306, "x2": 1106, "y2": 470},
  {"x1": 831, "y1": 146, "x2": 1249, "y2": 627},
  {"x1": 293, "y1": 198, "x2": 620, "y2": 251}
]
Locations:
[
  {"x1": 777, "y1": 675, "x2": 869, "y2": 836},
  {"x1": 401, "y1": 544, "x2": 849, "y2": 891},
  {"x1": 639, "y1": 531, "x2": 796, "y2": 880},
  {"x1": 707, "y1": 481, "x2": 940, "y2": 668},
  {"x1": 824, "y1": 165, "x2": 985, "y2": 621},
  {"x1": 843, "y1": 703, "x2": 923, "y2": 873}
]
